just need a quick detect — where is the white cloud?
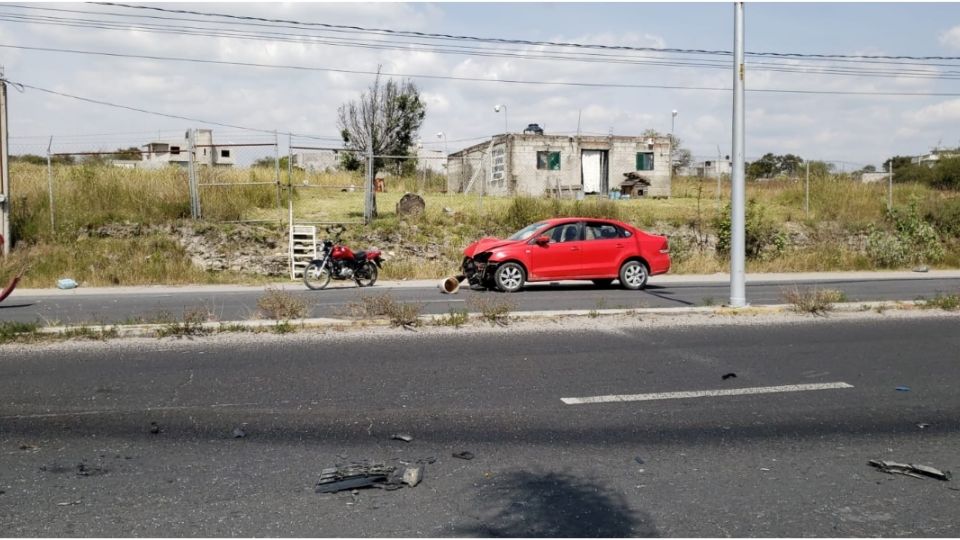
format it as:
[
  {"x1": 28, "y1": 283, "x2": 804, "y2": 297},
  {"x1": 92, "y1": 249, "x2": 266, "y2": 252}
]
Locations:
[{"x1": 939, "y1": 26, "x2": 960, "y2": 50}]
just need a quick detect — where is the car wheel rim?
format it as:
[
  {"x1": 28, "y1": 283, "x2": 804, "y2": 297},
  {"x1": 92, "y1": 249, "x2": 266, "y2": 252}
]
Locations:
[
  {"x1": 500, "y1": 267, "x2": 522, "y2": 289},
  {"x1": 624, "y1": 264, "x2": 645, "y2": 286}
]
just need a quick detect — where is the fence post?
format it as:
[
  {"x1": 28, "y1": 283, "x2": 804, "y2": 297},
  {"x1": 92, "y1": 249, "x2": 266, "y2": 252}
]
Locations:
[
  {"x1": 187, "y1": 128, "x2": 199, "y2": 219},
  {"x1": 805, "y1": 161, "x2": 809, "y2": 217},
  {"x1": 274, "y1": 130, "x2": 282, "y2": 226},
  {"x1": 364, "y1": 148, "x2": 375, "y2": 224},
  {"x1": 46, "y1": 136, "x2": 55, "y2": 233},
  {"x1": 888, "y1": 162, "x2": 893, "y2": 210}
]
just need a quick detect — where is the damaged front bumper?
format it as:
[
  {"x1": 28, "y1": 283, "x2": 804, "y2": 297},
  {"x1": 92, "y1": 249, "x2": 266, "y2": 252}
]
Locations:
[{"x1": 462, "y1": 256, "x2": 496, "y2": 288}]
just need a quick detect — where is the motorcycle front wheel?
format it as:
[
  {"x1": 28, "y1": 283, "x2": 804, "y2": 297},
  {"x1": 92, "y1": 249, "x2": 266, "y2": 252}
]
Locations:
[
  {"x1": 355, "y1": 261, "x2": 378, "y2": 287},
  {"x1": 303, "y1": 262, "x2": 332, "y2": 290}
]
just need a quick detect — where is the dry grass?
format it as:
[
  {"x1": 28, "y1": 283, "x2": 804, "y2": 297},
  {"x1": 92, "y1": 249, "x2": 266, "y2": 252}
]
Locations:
[
  {"x1": 467, "y1": 295, "x2": 515, "y2": 326},
  {"x1": 7, "y1": 162, "x2": 960, "y2": 286},
  {"x1": 782, "y1": 286, "x2": 846, "y2": 314},
  {"x1": 342, "y1": 293, "x2": 423, "y2": 327},
  {"x1": 256, "y1": 288, "x2": 309, "y2": 320}
]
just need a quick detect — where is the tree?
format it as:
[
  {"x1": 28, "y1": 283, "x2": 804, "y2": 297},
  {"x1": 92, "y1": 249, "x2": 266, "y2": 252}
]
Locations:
[
  {"x1": 862, "y1": 164, "x2": 877, "y2": 173},
  {"x1": 337, "y1": 70, "x2": 426, "y2": 217},
  {"x1": 108, "y1": 146, "x2": 142, "y2": 160},
  {"x1": 746, "y1": 153, "x2": 779, "y2": 180},
  {"x1": 806, "y1": 160, "x2": 834, "y2": 178},
  {"x1": 777, "y1": 154, "x2": 804, "y2": 176},
  {"x1": 883, "y1": 155, "x2": 913, "y2": 173}
]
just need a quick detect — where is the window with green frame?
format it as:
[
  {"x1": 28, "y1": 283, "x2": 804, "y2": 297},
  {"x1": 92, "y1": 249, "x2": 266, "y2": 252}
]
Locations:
[
  {"x1": 636, "y1": 152, "x2": 654, "y2": 171},
  {"x1": 536, "y1": 151, "x2": 561, "y2": 170}
]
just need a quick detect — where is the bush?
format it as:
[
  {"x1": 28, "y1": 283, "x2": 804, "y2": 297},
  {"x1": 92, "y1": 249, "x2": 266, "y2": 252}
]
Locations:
[
  {"x1": 924, "y1": 196, "x2": 960, "y2": 238},
  {"x1": 714, "y1": 199, "x2": 786, "y2": 260},
  {"x1": 782, "y1": 287, "x2": 846, "y2": 314},
  {"x1": 256, "y1": 288, "x2": 308, "y2": 320},
  {"x1": 867, "y1": 201, "x2": 944, "y2": 267}
]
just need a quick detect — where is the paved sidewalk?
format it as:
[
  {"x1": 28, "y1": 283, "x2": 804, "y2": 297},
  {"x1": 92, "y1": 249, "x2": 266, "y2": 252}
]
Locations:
[{"x1": 10, "y1": 269, "x2": 960, "y2": 298}]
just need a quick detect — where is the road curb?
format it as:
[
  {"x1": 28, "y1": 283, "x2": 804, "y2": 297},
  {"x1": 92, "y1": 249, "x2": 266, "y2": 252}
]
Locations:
[{"x1": 23, "y1": 299, "x2": 935, "y2": 340}]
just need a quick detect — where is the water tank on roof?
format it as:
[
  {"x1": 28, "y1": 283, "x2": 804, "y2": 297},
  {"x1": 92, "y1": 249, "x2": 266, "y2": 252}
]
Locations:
[{"x1": 523, "y1": 123, "x2": 544, "y2": 135}]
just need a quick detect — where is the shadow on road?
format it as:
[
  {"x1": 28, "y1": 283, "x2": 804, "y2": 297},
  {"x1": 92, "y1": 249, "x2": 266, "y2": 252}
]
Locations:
[{"x1": 452, "y1": 470, "x2": 658, "y2": 537}]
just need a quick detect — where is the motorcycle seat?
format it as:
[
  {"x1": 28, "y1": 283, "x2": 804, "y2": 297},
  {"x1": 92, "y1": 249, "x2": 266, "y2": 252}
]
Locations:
[{"x1": 353, "y1": 250, "x2": 367, "y2": 261}]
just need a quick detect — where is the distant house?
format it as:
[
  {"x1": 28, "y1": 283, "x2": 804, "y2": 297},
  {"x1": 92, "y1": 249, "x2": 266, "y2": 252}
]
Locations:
[
  {"x1": 292, "y1": 150, "x2": 340, "y2": 172},
  {"x1": 860, "y1": 171, "x2": 889, "y2": 183},
  {"x1": 138, "y1": 129, "x2": 235, "y2": 168},
  {"x1": 446, "y1": 126, "x2": 672, "y2": 197},
  {"x1": 683, "y1": 158, "x2": 732, "y2": 179},
  {"x1": 912, "y1": 148, "x2": 960, "y2": 166}
]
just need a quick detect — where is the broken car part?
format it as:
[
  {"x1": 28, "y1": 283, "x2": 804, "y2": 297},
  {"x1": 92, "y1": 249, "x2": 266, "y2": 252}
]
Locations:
[
  {"x1": 868, "y1": 460, "x2": 951, "y2": 481},
  {"x1": 452, "y1": 451, "x2": 475, "y2": 460}
]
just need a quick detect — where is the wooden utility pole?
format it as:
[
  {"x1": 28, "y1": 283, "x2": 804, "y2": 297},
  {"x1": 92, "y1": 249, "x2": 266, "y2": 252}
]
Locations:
[{"x1": 0, "y1": 66, "x2": 10, "y2": 258}]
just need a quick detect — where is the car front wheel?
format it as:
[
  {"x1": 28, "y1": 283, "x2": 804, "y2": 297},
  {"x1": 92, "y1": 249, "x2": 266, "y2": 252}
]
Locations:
[
  {"x1": 619, "y1": 260, "x2": 649, "y2": 290},
  {"x1": 494, "y1": 262, "x2": 526, "y2": 293}
]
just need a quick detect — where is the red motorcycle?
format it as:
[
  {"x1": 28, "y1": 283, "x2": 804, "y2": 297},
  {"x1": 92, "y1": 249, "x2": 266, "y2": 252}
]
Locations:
[{"x1": 303, "y1": 237, "x2": 383, "y2": 290}]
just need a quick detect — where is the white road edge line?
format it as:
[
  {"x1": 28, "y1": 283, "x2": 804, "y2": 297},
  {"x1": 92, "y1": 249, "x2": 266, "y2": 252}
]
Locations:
[{"x1": 561, "y1": 382, "x2": 854, "y2": 405}]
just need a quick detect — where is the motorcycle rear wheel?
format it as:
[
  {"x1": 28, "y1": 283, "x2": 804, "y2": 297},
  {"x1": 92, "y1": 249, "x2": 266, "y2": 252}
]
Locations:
[
  {"x1": 303, "y1": 262, "x2": 332, "y2": 290},
  {"x1": 355, "y1": 261, "x2": 378, "y2": 287}
]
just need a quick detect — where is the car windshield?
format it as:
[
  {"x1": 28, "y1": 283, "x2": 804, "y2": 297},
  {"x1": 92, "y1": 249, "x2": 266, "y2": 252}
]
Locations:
[{"x1": 507, "y1": 221, "x2": 548, "y2": 241}]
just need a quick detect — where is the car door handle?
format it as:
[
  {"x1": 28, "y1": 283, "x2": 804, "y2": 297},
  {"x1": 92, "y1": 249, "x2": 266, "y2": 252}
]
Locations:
[{"x1": 615, "y1": 243, "x2": 624, "y2": 248}]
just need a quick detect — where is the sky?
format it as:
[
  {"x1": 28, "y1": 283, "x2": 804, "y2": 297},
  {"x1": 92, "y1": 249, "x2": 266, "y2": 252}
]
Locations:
[{"x1": 3, "y1": 1, "x2": 960, "y2": 168}]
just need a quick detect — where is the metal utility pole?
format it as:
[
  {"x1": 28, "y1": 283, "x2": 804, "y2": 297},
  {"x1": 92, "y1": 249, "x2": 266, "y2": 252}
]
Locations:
[
  {"x1": 716, "y1": 145, "x2": 722, "y2": 210},
  {"x1": 0, "y1": 67, "x2": 10, "y2": 258},
  {"x1": 805, "y1": 161, "x2": 810, "y2": 216},
  {"x1": 729, "y1": 2, "x2": 747, "y2": 308},
  {"x1": 187, "y1": 128, "x2": 199, "y2": 219},
  {"x1": 274, "y1": 130, "x2": 282, "y2": 225},
  {"x1": 670, "y1": 110, "x2": 678, "y2": 186},
  {"x1": 47, "y1": 136, "x2": 55, "y2": 232},
  {"x1": 364, "y1": 147, "x2": 375, "y2": 224}
]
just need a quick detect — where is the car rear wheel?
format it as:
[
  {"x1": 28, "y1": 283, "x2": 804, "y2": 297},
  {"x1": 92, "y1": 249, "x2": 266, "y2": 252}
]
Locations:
[
  {"x1": 592, "y1": 279, "x2": 614, "y2": 288},
  {"x1": 619, "y1": 260, "x2": 649, "y2": 290},
  {"x1": 494, "y1": 262, "x2": 526, "y2": 293}
]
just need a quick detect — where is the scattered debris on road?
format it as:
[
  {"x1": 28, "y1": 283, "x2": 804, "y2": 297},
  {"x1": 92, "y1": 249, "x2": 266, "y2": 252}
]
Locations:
[
  {"x1": 315, "y1": 461, "x2": 425, "y2": 494},
  {"x1": 149, "y1": 422, "x2": 161, "y2": 435},
  {"x1": 391, "y1": 433, "x2": 413, "y2": 443},
  {"x1": 402, "y1": 467, "x2": 422, "y2": 487},
  {"x1": 56, "y1": 500, "x2": 81, "y2": 506},
  {"x1": 452, "y1": 451, "x2": 475, "y2": 460},
  {"x1": 232, "y1": 426, "x2": 247, "y2": 438},
  {"x1": 895, "y1": 386, "x2": 911, "y2": 392},
  {"x1": 634, "y1": 457, "x2": 645, "y2": 465},
  {"x1": 868, "y1": 460, "x2": 952, "y2": 481},
  {"x1": 917, "y1": 423, "x2": 931, "y2": 429},
  {"x1": 722, "y1": 373, "x2": 737, "y2": 380}
]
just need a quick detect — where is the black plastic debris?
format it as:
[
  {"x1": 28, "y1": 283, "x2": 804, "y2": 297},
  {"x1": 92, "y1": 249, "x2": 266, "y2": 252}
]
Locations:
[
  {"x1": 868, "y1": 460, "x2": 951, "y2": 481},
  {"x1": 895, "y1": 386, "x2": 911, "y2": 392},
  {"x1": 149, "y1": 422, "x2": 161, "y2": 434},
  {"x1": 722, "y1": 373, "x2": 737, "y2": 380},
  {"x1": 634, "y1": 457, "x2": 645, "y2": 465},
  {"x1": 391, "y1": 434, "x2": 413, "y2": 443},
  {"x1": 232, "y1": 427, "x2": 247, "y2": 439},
  {"x1": 316, "y1": 464, "x2": 394, "y2": 493},
  {"x1": 452, "y1": 451, "x2": 475, "y2": 460},
  {"x1": 316, "y1": 462, "x2": 423, "y2": 494}
]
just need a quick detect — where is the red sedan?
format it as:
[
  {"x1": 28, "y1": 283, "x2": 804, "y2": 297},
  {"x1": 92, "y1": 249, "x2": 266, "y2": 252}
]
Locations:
[{"x1": 461, "y1": 217, "x2": 670, "y2": 292}]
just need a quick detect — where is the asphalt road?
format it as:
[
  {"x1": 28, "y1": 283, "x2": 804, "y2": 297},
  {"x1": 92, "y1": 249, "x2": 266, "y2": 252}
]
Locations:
[
  {"x1": 2, "y1": 276, "x2": 960, "y2": 325},
  {"x1": 1, "y1": 316, "x2": 958, "y2": 536}
]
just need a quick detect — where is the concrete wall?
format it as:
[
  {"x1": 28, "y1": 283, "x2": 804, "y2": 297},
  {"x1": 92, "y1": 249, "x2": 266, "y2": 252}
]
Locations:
[{"x1": 447, "y1": 134, "x2": 672, "y2": 197}]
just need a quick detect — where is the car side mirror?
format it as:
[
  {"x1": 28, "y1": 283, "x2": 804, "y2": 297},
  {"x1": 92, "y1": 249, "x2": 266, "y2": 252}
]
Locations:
[{"x1": 535, "y1": 236, "x2": 550, "y2": 246}]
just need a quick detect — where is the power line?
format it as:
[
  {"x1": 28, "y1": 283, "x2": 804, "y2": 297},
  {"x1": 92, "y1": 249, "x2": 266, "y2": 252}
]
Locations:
[
  {"x1": 5, "y1": 44, "x2": 960, "y2": 97},
  {"x1": 93, "y1": 1, "x2": 960, "y2": 62},
  {"x1": 0, "y1": 78, "x2": 343, "y2": 141},
  {"x1": 4, "y1": 8, "x2": 960, "y2": 81}
]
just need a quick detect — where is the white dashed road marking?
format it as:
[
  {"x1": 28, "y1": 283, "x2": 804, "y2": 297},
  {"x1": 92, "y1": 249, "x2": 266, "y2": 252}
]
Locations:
[{"x1": 561, "y1": 382, "x2": 854, "y2": 405}]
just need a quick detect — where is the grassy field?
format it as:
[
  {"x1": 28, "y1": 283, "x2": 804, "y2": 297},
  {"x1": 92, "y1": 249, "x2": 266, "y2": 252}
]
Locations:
[{"x1": 2, "y1": 162, "x2": 959, "y2": 287}]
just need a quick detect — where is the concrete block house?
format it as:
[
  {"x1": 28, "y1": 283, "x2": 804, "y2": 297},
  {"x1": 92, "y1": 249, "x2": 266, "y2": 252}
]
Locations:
[{"x1": 446, "y1": 125, "x2": 672, "y2": 198}]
